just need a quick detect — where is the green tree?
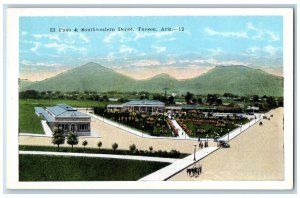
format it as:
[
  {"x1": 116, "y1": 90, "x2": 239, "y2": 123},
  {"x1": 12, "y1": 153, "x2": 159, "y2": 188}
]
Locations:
[
  {"x1": 82, "y1": 140, "x2": 88, "y2": 151},
  {"x1": 197, "y1": 97, "x2": 202, "y2": 104},
  {"x1": 129, "y1": 144, "x2": 136, "y2": 153},
  {"x1": 112, "y1": 143, "x2": 118, "y2": 152},
  {"x1": 97, "y1": 141, "x2": 102, "y2": 150},
  {"x1": 207, "y1": 94, "x2": 218, "y2": 105},
  {"x1": 184, "y1": 92, "x2": 194, "y2": 104},
  {"x1": 67, "y1": 132, "x2": 79, "y2": 152},
  {"x1": 51, "y1": 128, "x2": 65, "y2": 152},
  {"x1": 252, "y1": 95, "x2": 259, "y2": 102},
  {"x1": 149, "y1": 146, "x2": 153, "y2": 153}
]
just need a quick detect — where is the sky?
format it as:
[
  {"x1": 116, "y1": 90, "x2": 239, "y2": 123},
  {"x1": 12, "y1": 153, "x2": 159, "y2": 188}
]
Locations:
[{"x1": 19, "y1": 16, "x2": 283, "y2": 81}]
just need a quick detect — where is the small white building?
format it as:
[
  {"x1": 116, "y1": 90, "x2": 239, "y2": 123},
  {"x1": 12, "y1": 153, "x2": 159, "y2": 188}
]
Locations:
[
  {"x1": 107, "y1": 99, "x2": 165, "y2": 113},
  {"x1": 35, "y1": 104, "x2": 91, "y2": 136}
]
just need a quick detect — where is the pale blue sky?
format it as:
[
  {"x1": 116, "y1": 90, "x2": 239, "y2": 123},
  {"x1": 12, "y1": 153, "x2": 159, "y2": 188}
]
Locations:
[{"x1": 19, "y1": 16, "x2": 283, "y2": 80}]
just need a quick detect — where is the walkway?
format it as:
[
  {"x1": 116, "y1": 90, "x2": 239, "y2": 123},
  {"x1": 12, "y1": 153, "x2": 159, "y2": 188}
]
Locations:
[
  {"x1": 170, "y1": 119, "x2": 189, "y2": 139},
  {"x1": 41, "y1": 120, "x2": 52, "y2": 137},
  {"x1": 19, "y1": 151, "x2": 177, "y2": 163},
  {"x1": 139, "y1": 147, "x2": 219, "y2": 181},
  {"x1": 218, "y1": 113, "x2": 263, "y2": 141}
]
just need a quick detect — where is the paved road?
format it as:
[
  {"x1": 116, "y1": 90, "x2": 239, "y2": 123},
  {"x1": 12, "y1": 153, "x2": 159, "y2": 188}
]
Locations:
[
  {"x1": 139, "y1": 147, "x2": 219, "y2": 181},
  {"x1": 19, "y1": 150, "x2": 178, "y2": 163}
]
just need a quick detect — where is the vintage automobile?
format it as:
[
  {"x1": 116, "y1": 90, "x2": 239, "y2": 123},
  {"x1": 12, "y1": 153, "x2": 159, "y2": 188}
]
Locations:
[{"x1": 217, "y1": 140, "x2": 230, "y2": 148}]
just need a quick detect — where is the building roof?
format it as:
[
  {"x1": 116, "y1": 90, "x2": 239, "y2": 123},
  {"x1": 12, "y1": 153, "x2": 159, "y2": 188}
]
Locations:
[
  {"x1": 34, "y1": 107, "x2": 45, "y2": 114},
  {"x1": 34, "y1": 107, "x2": 55, "y2": 122},
  {"x1": 107, "y1": 104, "x2": 124, "y2": 108},
  {"x1": 181, "y1": 105, "x2": 217, "y2": 110},
  {"x1": 123, "y1": 99, "x2": 165, "y2": 106},
  {"x1": 35, "y1": 104, "x2": 90, "y2": 122}
]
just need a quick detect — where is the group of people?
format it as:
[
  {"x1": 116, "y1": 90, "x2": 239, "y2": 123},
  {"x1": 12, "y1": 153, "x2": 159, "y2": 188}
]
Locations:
[{"x1": 186, "y1": 163, "x2": 202, "y2": 177}]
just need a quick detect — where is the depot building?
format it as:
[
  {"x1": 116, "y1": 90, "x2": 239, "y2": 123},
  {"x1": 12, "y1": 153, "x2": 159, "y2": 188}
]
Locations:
[
  {"x1": 34, "y1": 104, "x2": 91, "y2": 136},
  {"x1": 107, "y1": 99, "x2": 165, "y2": 113}
]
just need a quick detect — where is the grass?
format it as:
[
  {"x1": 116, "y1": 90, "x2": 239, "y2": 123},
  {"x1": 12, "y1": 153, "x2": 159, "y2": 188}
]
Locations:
[
  {"x1": 20, "y1": 98, "x2": 109, "y2": 108},
  {"x1": 185, "y1": 122, "x2": 239, "y2": 138},
  {"x1": 19, "y1": 154, "x2": 170, "y2": 181},
  {"x1": 19, "y1": 102, "x2": 44, "y2": 134},
  {"x1": 19, "y1": 99, "x2": 108, "y2": 133},
  {"x1": 19, "y1": 145, "x2": 189, "y2": 159}
]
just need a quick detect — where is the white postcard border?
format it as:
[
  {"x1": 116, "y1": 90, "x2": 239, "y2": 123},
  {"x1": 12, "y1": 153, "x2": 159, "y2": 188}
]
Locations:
[{"x1": 5, "y1": 7, "x2": 294, "y2": 190}]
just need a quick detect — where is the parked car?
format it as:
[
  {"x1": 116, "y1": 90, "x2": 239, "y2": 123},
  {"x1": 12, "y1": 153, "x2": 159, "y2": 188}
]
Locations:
[{"x1": 217, "y1": 140, "x2": 230, "y2": 148}]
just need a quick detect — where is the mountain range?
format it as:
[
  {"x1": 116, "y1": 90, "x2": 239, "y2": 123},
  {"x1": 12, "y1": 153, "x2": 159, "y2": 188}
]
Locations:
[{"x1": 20, "y1": 62, "x2": 283, "y2": 96}]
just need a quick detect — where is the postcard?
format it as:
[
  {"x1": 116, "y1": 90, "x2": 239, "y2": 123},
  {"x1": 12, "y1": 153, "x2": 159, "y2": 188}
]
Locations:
[{"x1": 4, "y1": 7, "x2": 294, "y2": 190}]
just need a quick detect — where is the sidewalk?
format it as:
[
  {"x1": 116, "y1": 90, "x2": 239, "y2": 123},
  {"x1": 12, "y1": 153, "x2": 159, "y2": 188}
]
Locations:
[
  {"x1": 19, "y1": 150, "x2": 178, "y2": 163},
  {"x1": 171, "y1": 119, "x2": 189, "y2": 139},
  {"x1": 139, "y1": 147, "x2": 219, "y2": 181},
  {"x1": 218, "y1": 113, "x2": 263, "y2": 141}
]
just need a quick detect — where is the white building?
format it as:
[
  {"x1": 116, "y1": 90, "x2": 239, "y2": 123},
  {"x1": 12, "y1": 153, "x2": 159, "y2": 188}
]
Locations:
[
  {"x1": 107, "y1": 99, "x2": 165, "y2": 113},
  {"x1": 35, "y1": 104, "x2": 91, "y2": 136}
]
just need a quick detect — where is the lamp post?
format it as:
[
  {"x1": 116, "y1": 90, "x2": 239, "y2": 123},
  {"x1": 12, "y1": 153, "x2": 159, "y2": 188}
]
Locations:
[
  {"x1": 227, "y1": 129, "x2": 230, "y2": 142},
  {"x1": 193, "y1": 144, "x2": 197, "y2": 161}
]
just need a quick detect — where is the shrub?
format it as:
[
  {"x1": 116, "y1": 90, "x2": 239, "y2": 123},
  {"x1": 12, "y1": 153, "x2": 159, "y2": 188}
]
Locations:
[
  {"x1": 97, "y1": 141, "x2": 102, "y2": 150},
  {"x1": 112, "y1": 143, "x2": 118, "y2": 151},
  {"x1": 129, "y1": 144, "x2": 136, "y2": 153},
  {"x1": 149, "y1": 146, "x2": 153, "y2": 153},
  {"x1": 82, "y1": 140, "x2": 88, "y2": 150}
]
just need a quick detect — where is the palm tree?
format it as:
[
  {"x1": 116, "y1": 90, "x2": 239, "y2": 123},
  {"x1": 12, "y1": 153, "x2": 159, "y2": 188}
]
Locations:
[
  {"x1": 67, "y1": 132, "x2": 79, "y2": 152},
  {"x1": 82, "y1": 140, "x2": 88, "y2": 151},
  {"x1": 97, "y1": 141, "x2": 102, "y2": 150},
  {"x1": 112, "y1": 143, "x2": 118, "y2": 152},
  {"x1": 52, "y1": 128, "x2": 65, "y2": 152}
]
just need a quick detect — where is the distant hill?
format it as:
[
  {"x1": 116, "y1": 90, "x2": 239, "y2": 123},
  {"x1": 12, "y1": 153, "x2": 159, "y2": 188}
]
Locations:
[
  {"x1": 21, "y1": 62, "x2": 283, "y2": 96},
  {"x1": 19, "y1": 80, "x2": 35, "y2": 90}
]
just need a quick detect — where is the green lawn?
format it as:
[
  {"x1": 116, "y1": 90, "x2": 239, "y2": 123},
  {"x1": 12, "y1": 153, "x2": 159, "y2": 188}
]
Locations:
[
  {"x1": 19, "y1": 99, "x2": 108, "y2": 134},
  {"x1": 20, "y1": 99, "x2": 109, "y2": 108},
  {"x1": 19, "y1": 154, "x2": 170, "y2": 181},
  {"x1": 19, "y1": 102, "x2": 44, "y2": 134}
]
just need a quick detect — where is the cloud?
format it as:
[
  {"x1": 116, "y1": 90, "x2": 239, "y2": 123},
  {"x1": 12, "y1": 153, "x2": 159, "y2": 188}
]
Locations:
[
  {"x1": 205, "y1": 23, "x2": 280, "y2": 42},
  {"x1": 152, "y1": 45, "x2": 166, "y2": 53},
  {"x1": 33, "y1": 32, "x2": 90, "y2": 44},
  {"x1": 103, "y1": 32, "x2": 126, "y2": 43},
  {"x1": 30, "y1": 42, "x2": 41, "y2": 55},
  {"x1": 134, "y1": 31, "x2": 174, "y2": 41},
  {"x1": 103, "y1": 30, "x2": 176, "y2": 45},
  {"x1": 131, "y1": 60, "x2": 161, "y2": 67},
  {"x1": 119, "y1": 45, "x2": 137, "y2": 54},
  {"x1": 78, "y1": 33, "x2": 90, "y2": 43},
  {"x1": 247, "y1": 22, "x2": 280, "y2": 41},
  {"x1": 266, "y1": 31, "x2": 280, "y2": 42},
  {"x1": 205, "y1": 27, "x2": 248, "y2": 38},
  {"x1": 20, "y1": 60, "x2": 63, "y2": 67},
  {"x1": 207, "y1": 48, "x2": 223, "y2": 56},
  {"x1": 263, "y1": 45, "x2": 279, "y2": 56},
  {"x1": 178, "y1": 58, "x2": 249, "y2": 66},
  {"x1": 245, "y1": 45, "x2": 281, "y2": 57},
  {"x1": 32, "y1": 34, "x2": 61, "y2": 42},
  {"x1": 45, "y1": 42, "x2": 87, "y2": 54}
]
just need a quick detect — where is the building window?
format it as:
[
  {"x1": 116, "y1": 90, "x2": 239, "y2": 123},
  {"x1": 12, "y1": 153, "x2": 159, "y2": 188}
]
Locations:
[
  {"x1": 79, "y1": 124, "x2": 89, "y2": 131},
  {"x1": 58, "y1": 124, "x2": 69, "y2": 131}
]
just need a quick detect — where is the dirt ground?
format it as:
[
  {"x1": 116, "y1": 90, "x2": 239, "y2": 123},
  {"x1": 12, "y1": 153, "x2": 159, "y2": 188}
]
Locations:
[
  {"x1": 169, "y1": 107, "x2": 284, "y2": 181},
  {"x1": 19, "y1": 116, "x2": 214, "y2": 154}
]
